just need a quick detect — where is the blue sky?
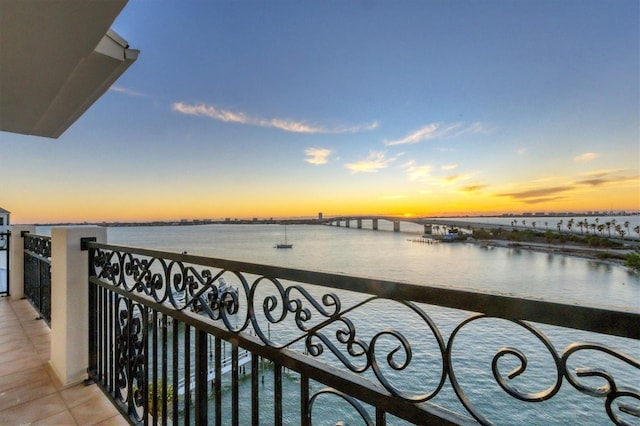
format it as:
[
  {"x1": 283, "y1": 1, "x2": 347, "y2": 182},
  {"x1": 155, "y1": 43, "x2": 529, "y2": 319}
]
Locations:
[{"x1": 3, "y1": 0, "x2": 639, "y2": 223}]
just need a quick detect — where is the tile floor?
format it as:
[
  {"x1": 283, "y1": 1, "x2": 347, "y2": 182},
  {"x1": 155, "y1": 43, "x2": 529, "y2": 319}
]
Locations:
[{"x1": 0, "y1": 297, "x2": 128, "y2": 425}]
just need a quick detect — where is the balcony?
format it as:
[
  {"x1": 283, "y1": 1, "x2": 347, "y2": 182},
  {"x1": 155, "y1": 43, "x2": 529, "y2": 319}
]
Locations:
[
  {"x1": 0, "y1": 298, "x2": 127, "y2": 424},
  {"x1": 1, "y1": 224, "x2": 638, "y2": 425}
]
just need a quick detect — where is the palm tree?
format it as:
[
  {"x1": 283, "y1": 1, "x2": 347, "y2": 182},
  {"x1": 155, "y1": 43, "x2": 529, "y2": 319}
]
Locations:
[
  {"x1": 557, "y1": 220, "x2": 563, "y2": 233},
  {"x1": 634, "y1": 225, "x2": 640, "y2": 239},
  {"x1": 567, "y1": 218, "x2": 574, "y2": 234},
  {"x1": 606, "y1": 222, "x2": 612, "y2": 238},
  {"x1": 624, "y1": 221, "x2": 630, "y2": 237},
  {"x1": 583, "y1": 219, "x2": 589, "y2": 235},
  {"x1": 522, "y1": 219, "x2": 526, "y2": 227},
  {"x1": 615, "y1": 224, "x2": 622, "y2": 239},
  {"x1": 532, "y1": 221, "x2": 537, "y2": 232},
  {"x1": 577, "y1": 221, "x2": 583, "y2": 235},
  {"x1": 544, "y1": 221, "x2": 548, "y2": 230},
  {"x1": 590, "y1": 222, "x2": 596, "y2": 235},
  {"x1": 597, "y1": 224, "x2": 605, "y2": 236}
]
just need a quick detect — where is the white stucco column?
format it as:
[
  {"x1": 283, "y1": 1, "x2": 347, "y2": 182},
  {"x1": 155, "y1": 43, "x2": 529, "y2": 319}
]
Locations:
[
  {"x1": 8, "y1": 225, "x2": 36, "y2": 299},
  {"x1": 49, "y1": 226, "x2": 107, "y2": 387}
]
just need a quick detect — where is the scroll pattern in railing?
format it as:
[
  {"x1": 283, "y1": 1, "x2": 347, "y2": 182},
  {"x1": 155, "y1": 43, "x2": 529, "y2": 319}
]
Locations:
[
  {"x1": 86, "y1": 242, "x2": 640, "y2": 426},
  {"x1": 0, "y1": 231, "x2": 9, "y2": 297},
  {"x1": 23, "y1": 233, "x2": 52, "y2": 324}
]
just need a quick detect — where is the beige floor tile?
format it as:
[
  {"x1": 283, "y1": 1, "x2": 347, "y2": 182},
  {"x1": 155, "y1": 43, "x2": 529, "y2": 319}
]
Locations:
[
  {"x1": 0, "y1": 366, "x2": 49, "y2": 393},
  {"x1": 13, "y1": 306, "x2": 38, "y2": 317},
  {"x1": 0, "y1": 328, "x2": 29, "y2": 340},
  {"x1": 0, "y1": 339, "x2": 33, "y2": 355},
  {"x1": 0, "y1": 376, "x2": 56, "y2": 411},
  {"x1": 34, "y1": 341, "x2": 50, "y2": 352},
  {"x1": 0, "y1": 393, "x2": 67, "y2": 425},
  {"x1": 0, "y1": 346, "x2": 36, "y2": 364},
  {"x1": 69, "y1": 393, "x2": 119, "y2": 425},
  {"x1": 60, "y1": 382, "x2": 102, "y2": 409},
  {"x1": 0, "y1": 353, "x2": 43, "y2": 377},
  {"x1": 0, "y1": 301, "x2": 127, "y2": 425},
  {"x1": 36, "y1": 348, "x2": 51, "y2": 362},
  {"x1": 30, "y1": 409, "x2": 77, "y2": 426},
  {"x1": 22, "y1": 321, "x2": 50, "y2": 337},
  {"x1": 95, "y1": 413, "x2": 130, "y2": 425},
  {"x1": 29, "y1": 332, "x2": 51, "y2": 346},
  {"x1": 0, "y1": 317, "x2": 19, "y2": 327},
  {"x1": 0, "y1": 318, "x2": 16, "y2": 327}
]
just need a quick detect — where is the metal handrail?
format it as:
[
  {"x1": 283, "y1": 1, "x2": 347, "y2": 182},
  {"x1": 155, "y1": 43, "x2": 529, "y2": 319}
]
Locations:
[
  {"x1": 86, "y1": 241, "x2": 639, "y2": 425},
  {"x1": 87, "y1": 241, "x2": 638, "y2": 339}
]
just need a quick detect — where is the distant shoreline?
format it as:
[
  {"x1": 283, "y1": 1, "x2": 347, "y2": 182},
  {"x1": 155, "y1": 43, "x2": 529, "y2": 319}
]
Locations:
[{"x1": 465, "y1": 238, "x2": 633, "y2": 268}]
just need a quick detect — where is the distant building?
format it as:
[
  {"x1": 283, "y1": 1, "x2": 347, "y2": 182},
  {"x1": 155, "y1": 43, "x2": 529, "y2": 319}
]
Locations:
[{"x1": 0, "y1": 207, "x2": 9, "y2": 232}]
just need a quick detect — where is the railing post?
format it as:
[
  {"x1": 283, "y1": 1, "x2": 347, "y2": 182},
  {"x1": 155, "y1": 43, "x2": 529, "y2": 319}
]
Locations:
[
  {"x1": 195, "y1": 329, "x2": 208, "y2": 425},
  {"x1": 49, "y1": 226, "x2": 107, "y2": 387},
  {"x1": 8, "y1": 225, "x2": 35, "y2": 299},
  {"x1": 0, "y1": 230, "x2": 9, "y2": 297}
]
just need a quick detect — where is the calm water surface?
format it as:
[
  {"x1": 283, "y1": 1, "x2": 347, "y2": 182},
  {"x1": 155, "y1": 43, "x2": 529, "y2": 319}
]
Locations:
[
  {"x1": 107, "y1": 223, "x2": 639, "y2": 310},
  {"x1": 97, "y1": 224, "x2": 640, "y2": 424}
]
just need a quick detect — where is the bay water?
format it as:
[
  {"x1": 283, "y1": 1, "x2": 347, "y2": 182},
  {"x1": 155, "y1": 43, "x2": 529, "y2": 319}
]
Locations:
[{"x1": 100, "y1": 221, "x2": 640, "y2": 425}]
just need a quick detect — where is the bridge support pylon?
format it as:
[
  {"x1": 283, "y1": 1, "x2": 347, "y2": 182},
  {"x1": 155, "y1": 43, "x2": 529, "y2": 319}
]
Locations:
[
  {"x1": 393, "y1": 221, "x2": 400, "y2": 232},
  {"x1": 372, "y1": 219, "x2": 378, "y2": 230},
  {"x1": 345, "y1": 219, "x2": 350, "y2": 228},
  {"x1": 357, "y1": 219, "x2": 362, "y2": 229}
]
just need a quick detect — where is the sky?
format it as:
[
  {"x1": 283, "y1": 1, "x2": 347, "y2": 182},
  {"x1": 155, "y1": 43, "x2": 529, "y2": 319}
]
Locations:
[{"x1": 2, "y1": 0, "x2": 639, "y2": 224}]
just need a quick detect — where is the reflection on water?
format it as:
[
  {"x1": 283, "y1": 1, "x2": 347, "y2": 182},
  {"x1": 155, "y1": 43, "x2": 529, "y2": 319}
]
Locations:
[{"x1": 104, "y1": 224, "x2": 638, "y2": 424}]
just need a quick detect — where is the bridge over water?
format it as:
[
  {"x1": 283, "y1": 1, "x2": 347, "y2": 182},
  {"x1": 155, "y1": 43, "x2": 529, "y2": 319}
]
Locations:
[{"x1": 319, "y1": 216, "x2": 499, "y2": 234}]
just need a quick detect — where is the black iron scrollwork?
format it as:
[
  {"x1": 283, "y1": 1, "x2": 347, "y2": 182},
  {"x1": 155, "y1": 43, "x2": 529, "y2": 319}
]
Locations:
[
  {"x1": 114, "y1": 297, "x2": 146, "y2": 421},
  {"x1": 562, "y1": 342, "x2": 640, "y2": 426},
  {"x1": 90, "y1": 247, "x2": 639, "y2": 425},
  {"x1": 0, "y1": 232, "x2": 8, "y2": 250},
  {"x1": 24, "y1": 234, "x2": 51, "y2": 258},
  {"x1": 308, "y1": 388, "x2": 373, "y2": 426},
  {"x1": 447, "y1": 315, "x2": 640, "y2": 425}
]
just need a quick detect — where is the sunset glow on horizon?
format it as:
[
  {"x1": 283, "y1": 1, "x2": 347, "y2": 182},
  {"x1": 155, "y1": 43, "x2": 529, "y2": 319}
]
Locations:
[{"x1": 2, "y1": 1, "x2": 638, "y2": 224}]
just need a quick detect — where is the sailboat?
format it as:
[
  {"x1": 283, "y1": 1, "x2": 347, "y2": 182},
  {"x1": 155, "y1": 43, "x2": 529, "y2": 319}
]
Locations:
[{"x1": 275, "y1": 224, "x2": 293, "y2": 249}]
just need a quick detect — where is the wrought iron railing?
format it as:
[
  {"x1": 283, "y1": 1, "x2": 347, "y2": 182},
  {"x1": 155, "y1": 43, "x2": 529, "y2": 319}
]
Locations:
[
  {"x1": 0, "y1": 231, "x2": 9, "y2": 297},
  {"x1": 86, "y1": 241, "x2": 639, "y2": 425},
  {"x1": 23, "y1": 232, "x2": 52, "y2": 324}
]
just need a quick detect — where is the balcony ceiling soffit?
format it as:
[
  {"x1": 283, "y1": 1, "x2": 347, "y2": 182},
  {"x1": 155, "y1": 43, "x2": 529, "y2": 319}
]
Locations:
[{"x1": 0, "y1": 0, "x2": 138, "y2": 139}]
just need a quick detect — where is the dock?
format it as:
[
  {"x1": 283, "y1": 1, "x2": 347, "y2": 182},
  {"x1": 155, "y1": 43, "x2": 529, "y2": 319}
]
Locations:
[{"x1": 176, "y1": 350, "x2": 252, "y2": 396}]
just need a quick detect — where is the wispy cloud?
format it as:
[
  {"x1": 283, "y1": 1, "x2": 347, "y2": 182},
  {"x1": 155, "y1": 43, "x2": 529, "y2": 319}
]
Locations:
[
  {"x1": 441, "y1": 164, "x2": 458, "y2": 171},
  {"x1": 443, "y1": 174, "x2": 463, "y2": 184},
  {"x1": 345, "y1": 151, "x2": 394, "y2": 174},
  {"x1": 401, "y1": 160, "x2": 432, "y2": 181},
  {"x1": 574, "y1": 152, "x2": 599, "y2": 162},
  {"x1": 460, "y1": 184, "x2": 487, "y2": 193},
  {"x1": 109, "y1": 85, "x2": 146, "y2": 97},
  {"x1": 172, "y1": 102, "x2": 378, "y2": 134},
  {"x1": 496, "y1": 169, "x2": 639, "y2": 204},
  {"x1": 498, "y1": 186, "x2": 574, "y2": 200},
  {"x1": 384, "y1": 122, "x2": 489, "y2": 146},
  {"x1": 305, "y1": 148, "x2": 332, "y2": 165},
  {"x1": 575, "y1": 170, "x2": 638, "y2": 187}
]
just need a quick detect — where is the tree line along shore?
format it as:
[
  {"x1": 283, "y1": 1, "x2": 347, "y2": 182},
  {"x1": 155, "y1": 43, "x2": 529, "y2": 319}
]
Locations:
[{"x1": 462, "y1": 227, "x2": 640, "y2": 271}]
